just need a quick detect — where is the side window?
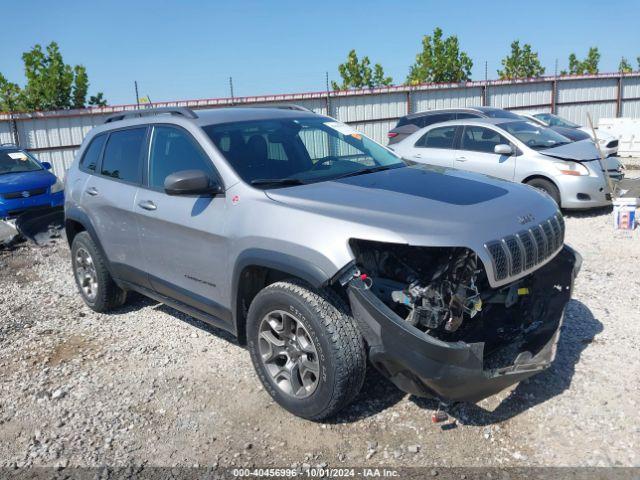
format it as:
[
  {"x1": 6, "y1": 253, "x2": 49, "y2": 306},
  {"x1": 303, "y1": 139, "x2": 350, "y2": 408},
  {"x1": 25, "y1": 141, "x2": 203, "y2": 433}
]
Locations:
[
  {"x1": 148, "y1": 126, "x2": 215, "y2": 190},
  {"x1": 101, "y1": 128, "x2": 146, "y2": 183},
  {"x1": 418, "y1": 113, "x2": 455, "y2": 128},
  {"x1": 460, "y1": 126, "x2": 509, "y2": 154},
  {"x1": 415, "y1": 126, "x2": 458, "y2": 149},
  {"x1": 80, "y1": 134, "x2": 106, "y2": 172}
]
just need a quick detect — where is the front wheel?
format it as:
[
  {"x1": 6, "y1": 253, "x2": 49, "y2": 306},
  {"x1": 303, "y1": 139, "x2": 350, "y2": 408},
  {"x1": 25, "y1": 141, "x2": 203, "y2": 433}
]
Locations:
[
  {"x1": 526, "y1": 178, "x2": 561, "y2": 206},
  {"x1": 247, "y1": 280, "x2": 366, "y2": 421}
]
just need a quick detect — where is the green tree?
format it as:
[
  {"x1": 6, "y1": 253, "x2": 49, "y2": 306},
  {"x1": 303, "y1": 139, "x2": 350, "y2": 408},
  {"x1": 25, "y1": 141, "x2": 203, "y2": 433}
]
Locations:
[
  {"x1": 88, "y1": 92, "x2": 108, "y2": 107},
  {"x1": 498, "y1": 40, "x2": 545, "y2": 79},
  {"x1": 406, "y1": 27, "x2": 473, "y2": 85},
  {"x1": 619, "y1": 57, "x2": 633, "y2": 73},
  {"x1": 561, "y1": 47, "x2": 600, "y2": 75},
  {"x1": 373, "y1": 64, "x2": 393, "y2": 87},
  {"x1": 331, "y1": 50, "x2": 392, "y2": 90},
  {"x1": 0, "y1": 41, "x2": 98, "y2": 112},
  {"x1": 21, "y1": 42, "x2": 74, "y2": 110},
  {"x1": 0, "y1": 73, "x2": 23, "y2": 112},
  {"x1": 72, "y1": 65, "x2": 89, "y2": 108}
]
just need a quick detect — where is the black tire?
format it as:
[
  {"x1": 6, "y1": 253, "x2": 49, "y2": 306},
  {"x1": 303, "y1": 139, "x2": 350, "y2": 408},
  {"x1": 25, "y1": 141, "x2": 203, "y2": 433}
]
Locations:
[
  {"x1": 526, "y1": 178, "x2": 561, "y2": 206},
  {"x1": 247, "y1": 279, "x2": 366, "y2": 421},
  {"x1": 71, "y1": 231, "x2": 127, "y2": 312}
]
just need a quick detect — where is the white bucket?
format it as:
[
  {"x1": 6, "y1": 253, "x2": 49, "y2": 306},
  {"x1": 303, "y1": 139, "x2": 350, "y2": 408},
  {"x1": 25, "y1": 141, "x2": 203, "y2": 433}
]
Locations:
[{"x1": 613, "y1": 197, "x2": 639, "y2": 230}]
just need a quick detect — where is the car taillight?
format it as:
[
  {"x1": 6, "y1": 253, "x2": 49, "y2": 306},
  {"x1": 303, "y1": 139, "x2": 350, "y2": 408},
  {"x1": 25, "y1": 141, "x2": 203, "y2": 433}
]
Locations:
[{"x1": 388, "y1": 132, "x2": 399, "y2": 138}]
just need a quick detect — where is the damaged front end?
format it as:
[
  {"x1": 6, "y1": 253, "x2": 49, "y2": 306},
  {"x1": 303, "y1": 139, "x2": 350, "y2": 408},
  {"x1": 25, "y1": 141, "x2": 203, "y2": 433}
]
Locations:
[{"x1": 344, "y1": 239, "x2": 581, "y2": 403}]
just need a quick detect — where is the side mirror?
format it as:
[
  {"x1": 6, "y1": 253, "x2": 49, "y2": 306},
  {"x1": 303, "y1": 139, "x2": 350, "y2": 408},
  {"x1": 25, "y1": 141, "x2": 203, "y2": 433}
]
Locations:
[
  {"x1": 41, "y1": 162, "x2": 52, "y2": 170},
  {"x1": 164, "y1": 169, "x2": 223, "y2": 196},
  {"x1": 494, "y1": 144, "x2": 513, "y2": 155}
]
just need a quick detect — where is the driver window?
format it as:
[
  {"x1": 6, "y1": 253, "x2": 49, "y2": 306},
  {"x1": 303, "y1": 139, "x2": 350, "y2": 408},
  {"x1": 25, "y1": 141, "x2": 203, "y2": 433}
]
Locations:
[
  {"x1": 148, "y1": 126, "x2": 215, "y2": 190},
  {"x1": 460, "y1": 126, "x2": 508, "y2": 154}
]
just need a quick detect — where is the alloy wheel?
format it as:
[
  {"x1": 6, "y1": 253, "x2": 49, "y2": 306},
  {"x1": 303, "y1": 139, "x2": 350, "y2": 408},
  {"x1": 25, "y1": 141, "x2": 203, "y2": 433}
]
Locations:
[
  {"x1": 74, "y1": 247, "x2": 98, "y2": 302},
  {"x1": 258, "y1": 310, "x2": 320, "y2": 398}
]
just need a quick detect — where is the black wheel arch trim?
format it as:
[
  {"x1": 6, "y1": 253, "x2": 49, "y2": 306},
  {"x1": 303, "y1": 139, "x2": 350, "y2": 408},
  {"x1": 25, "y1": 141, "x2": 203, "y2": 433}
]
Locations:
[
  {"x1": 231, "y1": 248, "x2": 333, "y2": 335},
  {"x1": 64, "y1": 207, "x2": 116, "y2": 278}
]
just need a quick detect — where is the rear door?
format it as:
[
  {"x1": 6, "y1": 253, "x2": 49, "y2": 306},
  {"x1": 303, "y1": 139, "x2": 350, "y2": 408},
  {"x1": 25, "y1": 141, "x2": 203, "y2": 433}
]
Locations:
[
  {"x1": 81, "y1": 127, "x2": 149, "y2": 286},
  {"x1": 134, "y1": 124, "x2": 230, "y2": 322},
  {"x1": 455, "y1": 125, "x2": 516, "y2": 180},
  {"x1": 404, "y1": 125, "x2": 460, "y2": 168}
]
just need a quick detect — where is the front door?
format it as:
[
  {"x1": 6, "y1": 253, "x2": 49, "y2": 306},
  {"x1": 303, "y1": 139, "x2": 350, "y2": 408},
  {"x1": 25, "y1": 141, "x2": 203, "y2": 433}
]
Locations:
[
  {"x1": 455, "y1": 125, "x2": 516, "y2": 180},
  {"x1": 134, "y1": 125, "x2": 230, "y2": 323}
]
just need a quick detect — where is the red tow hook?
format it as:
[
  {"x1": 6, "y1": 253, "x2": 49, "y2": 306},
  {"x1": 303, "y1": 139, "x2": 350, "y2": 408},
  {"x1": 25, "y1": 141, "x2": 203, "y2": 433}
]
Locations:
[{"x1": 431, "y1": 410, "x2": 449, "y2": 423}]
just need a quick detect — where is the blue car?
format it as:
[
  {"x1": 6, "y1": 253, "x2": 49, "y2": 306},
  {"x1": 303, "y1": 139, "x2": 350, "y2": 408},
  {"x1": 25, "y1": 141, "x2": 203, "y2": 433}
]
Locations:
[{"x1": 0, "y1": 144, "x2": 64, "y2": 219}]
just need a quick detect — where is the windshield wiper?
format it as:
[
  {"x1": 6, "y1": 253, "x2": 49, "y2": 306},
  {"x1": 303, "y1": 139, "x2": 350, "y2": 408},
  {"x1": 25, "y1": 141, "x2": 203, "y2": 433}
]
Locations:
[
  {"x1": 332, "y1": 164, "x2": 398, "y2": 180},
  {"x1": 250, "y1": 178, "x2": 307, "y2": 188}
]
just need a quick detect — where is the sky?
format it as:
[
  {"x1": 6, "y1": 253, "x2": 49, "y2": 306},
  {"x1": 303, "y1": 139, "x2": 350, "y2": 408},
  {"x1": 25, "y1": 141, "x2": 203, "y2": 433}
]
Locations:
[{"x1": 1, "y1": 0, "x2": 639, "y2": 106}]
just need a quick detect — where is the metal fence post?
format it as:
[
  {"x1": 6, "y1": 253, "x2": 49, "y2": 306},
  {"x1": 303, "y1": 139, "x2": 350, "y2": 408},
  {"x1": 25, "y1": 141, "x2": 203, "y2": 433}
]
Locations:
[{"x1": 616, "y1": 74, "x2": 622, "y2": 117}]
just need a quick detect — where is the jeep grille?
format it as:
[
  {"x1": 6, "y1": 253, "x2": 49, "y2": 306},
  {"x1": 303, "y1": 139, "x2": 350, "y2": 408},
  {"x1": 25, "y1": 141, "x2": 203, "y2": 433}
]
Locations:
[{"x1": 485, "y1": 212, "x2": 565, "y2": 282}]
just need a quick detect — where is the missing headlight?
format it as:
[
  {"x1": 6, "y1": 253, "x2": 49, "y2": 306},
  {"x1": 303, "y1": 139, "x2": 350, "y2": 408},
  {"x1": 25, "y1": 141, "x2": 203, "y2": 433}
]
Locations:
[{"x1": 349, "y1": 240, "x2": 485, "y2": 334}]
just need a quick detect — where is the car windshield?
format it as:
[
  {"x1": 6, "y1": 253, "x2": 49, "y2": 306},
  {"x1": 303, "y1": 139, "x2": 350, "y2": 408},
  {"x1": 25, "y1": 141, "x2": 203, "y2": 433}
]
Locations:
[
  {"x1": 203, "y1": 117, "x2": 405, "y2": 187},
  {"x1": 500, "y1": 121, "x2": 572, "y2": 150},
  {"x1": 534, "y1": 113, "x2": 580, "y2": 128},
  {"x1": 0, "y1": 149, "x2": 43, "y2": 175}
]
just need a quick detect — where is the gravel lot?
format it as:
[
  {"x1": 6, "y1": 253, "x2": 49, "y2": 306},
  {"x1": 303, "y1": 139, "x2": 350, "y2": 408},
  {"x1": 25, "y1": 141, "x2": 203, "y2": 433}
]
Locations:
[{"x1": 1, "y1": 206, "x2": 639, "y2": 470}]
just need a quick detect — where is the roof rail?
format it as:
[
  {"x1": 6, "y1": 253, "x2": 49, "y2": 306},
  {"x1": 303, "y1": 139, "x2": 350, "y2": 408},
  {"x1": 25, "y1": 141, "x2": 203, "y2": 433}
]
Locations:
[
  {"x1": 104, "y1": 107, "x2": 198, "y2": 124},
  {"x1": 249, "y1": 104, "x2": 313, "y2": 113}
]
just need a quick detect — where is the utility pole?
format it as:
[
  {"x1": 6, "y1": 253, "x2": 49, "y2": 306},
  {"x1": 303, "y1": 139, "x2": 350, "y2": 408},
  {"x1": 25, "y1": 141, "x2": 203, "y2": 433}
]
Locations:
[
  {"x1": 229, "y1": 77, "x2": 235, "y2": 105},
  {"x1": 134, "y1": 81, "x2": 140, "y2": 109}
]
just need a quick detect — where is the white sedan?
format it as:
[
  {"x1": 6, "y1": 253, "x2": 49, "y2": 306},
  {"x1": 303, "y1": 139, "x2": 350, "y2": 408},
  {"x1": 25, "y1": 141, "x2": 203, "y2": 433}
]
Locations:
[{"x1": 390, "y1": 117, "x2": 623, "y2": 210}]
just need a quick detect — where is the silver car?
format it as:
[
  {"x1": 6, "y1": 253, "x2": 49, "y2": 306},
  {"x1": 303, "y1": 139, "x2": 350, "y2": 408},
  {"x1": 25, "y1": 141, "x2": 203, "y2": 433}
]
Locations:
[
  {"x1": 65, "y1": 107, "x2": 581, "y2": 420},
  {"x1": 390, "y1": 117, "x2": 621, "y2": 209}
]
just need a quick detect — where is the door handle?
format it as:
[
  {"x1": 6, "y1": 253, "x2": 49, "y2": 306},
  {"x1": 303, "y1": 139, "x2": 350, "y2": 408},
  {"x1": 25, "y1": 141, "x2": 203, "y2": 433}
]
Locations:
[
  {"x1": 86, "y1": 187, "x2": 99, "y2": 196},
  {"x1": 412, "y1": 153, "x2": 423, "y2": 158},
  {"x1": 138, "y1": 200, "x2": 157, "y2": 211},
  {"x1": 456, "y1": 156, "x2": 467, "y2": 162}
]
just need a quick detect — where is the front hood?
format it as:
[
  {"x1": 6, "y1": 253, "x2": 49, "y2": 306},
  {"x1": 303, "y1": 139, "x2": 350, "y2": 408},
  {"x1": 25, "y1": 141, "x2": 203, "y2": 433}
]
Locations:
[
  {"x1": 265, "y1": 165, "x2": 559, "y2": 246},
  {"x1": 539, "y1": 139, "x2": 601, "y2": 161},
  {"x1": 0, "y1": 170, "x2": 55, "y2": 194}
]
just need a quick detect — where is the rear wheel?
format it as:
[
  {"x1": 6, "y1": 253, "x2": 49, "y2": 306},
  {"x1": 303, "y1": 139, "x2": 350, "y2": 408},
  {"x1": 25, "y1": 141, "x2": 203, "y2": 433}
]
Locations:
[
  {"x1": 526, "y1": 178, "x2": 561, "y2": 206},
  {"x1": 247, "y1": 279, "x2": 366, "y2": 421},
  {"x1": 71, "y1": 231, "x2": 127, "y2": 312}
]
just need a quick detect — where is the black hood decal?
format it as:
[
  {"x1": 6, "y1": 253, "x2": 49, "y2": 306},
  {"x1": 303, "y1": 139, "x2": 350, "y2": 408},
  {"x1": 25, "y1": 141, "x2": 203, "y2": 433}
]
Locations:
[{"x1": 333, "y1": 165, "x2": 508, "y2": 206}]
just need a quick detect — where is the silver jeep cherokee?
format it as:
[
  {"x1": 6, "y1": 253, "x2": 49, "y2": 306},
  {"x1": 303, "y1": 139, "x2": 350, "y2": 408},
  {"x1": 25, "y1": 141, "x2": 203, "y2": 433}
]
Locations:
[{"x1": 65, "y1": 106, "x2": 582, "y2": 420}]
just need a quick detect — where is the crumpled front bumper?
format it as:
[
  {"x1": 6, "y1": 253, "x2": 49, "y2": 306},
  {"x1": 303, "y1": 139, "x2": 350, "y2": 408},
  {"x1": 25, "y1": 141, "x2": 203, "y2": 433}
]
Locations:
[{"x1": 347, "y1": 246, "x2": 582, "y2": 403}]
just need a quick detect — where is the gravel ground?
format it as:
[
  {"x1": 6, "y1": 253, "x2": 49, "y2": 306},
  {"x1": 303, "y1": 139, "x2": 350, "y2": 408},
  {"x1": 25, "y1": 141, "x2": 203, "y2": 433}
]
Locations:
[{"x1": 1, "y1": 207, "x2": 639, "y2": 470}]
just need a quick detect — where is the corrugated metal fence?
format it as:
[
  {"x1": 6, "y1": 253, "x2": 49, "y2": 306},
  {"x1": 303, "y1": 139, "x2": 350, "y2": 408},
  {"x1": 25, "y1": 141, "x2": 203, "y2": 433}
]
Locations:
[{"x1": 2, "y1": 72, "x2": 640, "y2": 179}]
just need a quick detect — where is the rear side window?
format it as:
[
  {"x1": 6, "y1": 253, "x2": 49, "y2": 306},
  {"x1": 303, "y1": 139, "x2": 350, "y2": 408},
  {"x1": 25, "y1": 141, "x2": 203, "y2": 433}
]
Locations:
[
  {"x1": 101, "y1": 128, "x2": 146, "y2": 183},
  {"x1": 416, "y1": 113, "x2": 455, "y2": 128},
  {"x1": 415, "y1": 125, "x2": 458, "y2": 149},
  {"x1": 148, "y1": 126, "x2": 216, "y2": 189},
  {"x1": 80, "y1": 134, "x2": 106, "y2": 172},
  {"x1": 461, "y1": 126, "x2": 509, "y2": 154}
]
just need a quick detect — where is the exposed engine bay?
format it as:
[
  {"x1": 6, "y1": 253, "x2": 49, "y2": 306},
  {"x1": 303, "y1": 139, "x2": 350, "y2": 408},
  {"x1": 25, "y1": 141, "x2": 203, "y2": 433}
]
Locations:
[{"x1": 348, "y1": 240, "x2": 549, "y2": 350}]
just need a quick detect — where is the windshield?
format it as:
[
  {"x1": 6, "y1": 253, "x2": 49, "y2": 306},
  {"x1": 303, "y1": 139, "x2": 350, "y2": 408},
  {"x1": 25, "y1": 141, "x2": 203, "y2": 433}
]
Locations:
[
  {"x1": 482, "y1": 108, "x2": 521, "y2": 119},
  {"x1": 203, "y1": 117, "x2": 405, "y2": 187},
  {"x1": 0, "y1": 149, "x2": 43, "y2": 175},
  {"x1": 534, "y1": 113, "x2": 580, "y2": 128},
  {"x1": 500, "y1": 121, "x2": 572, "y2": 150}
]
